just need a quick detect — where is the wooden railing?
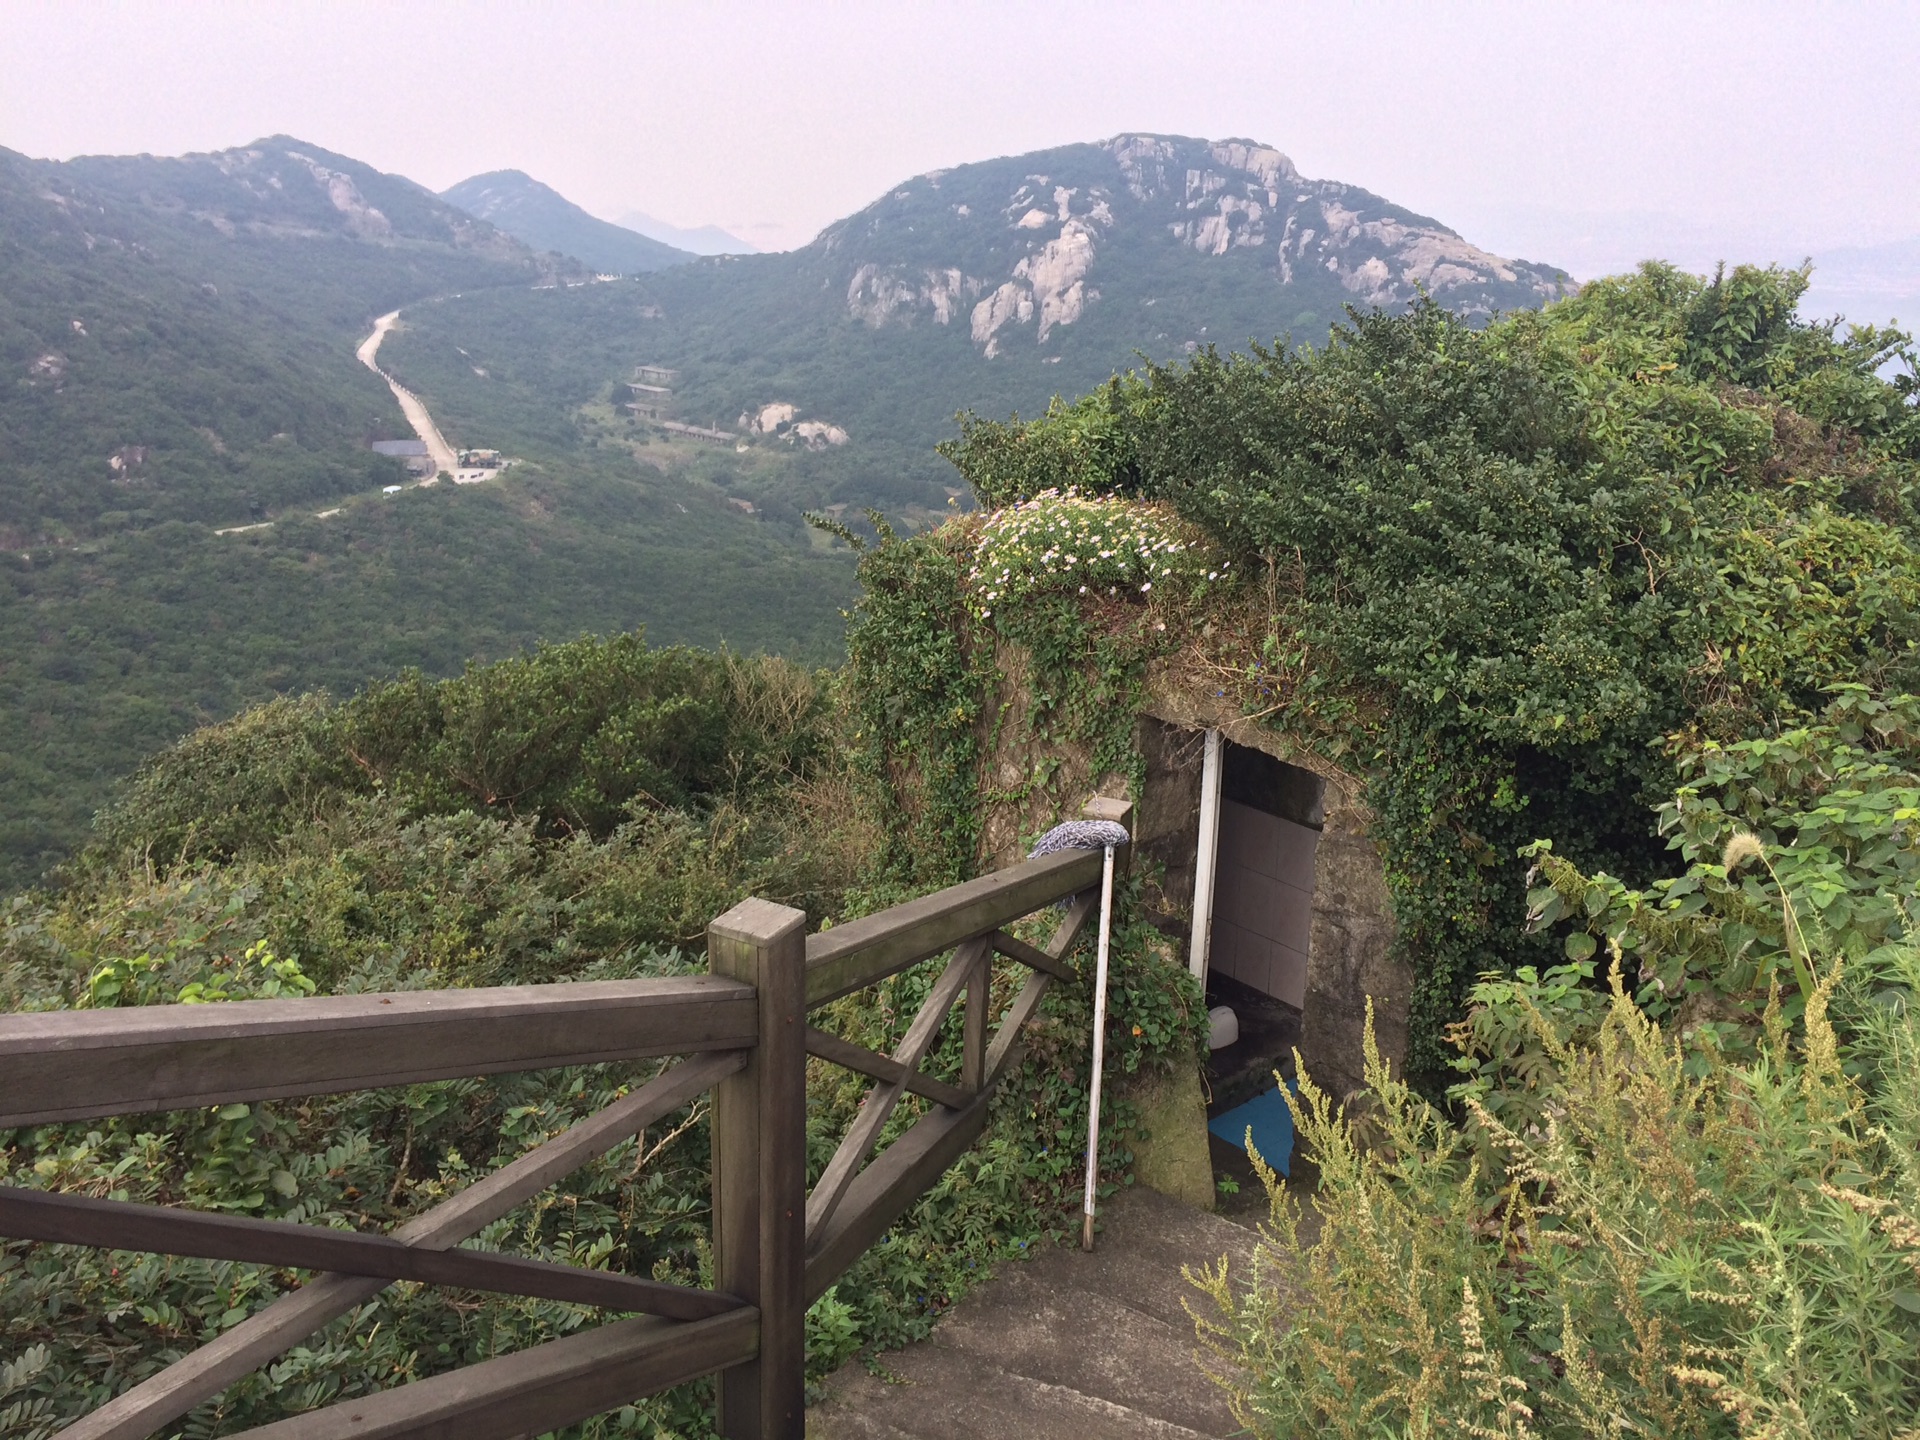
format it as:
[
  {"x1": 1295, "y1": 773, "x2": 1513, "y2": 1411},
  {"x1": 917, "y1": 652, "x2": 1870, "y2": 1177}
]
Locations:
[{"x1": 0, "y1": 839, "x2": 1114, "y2": 1440}]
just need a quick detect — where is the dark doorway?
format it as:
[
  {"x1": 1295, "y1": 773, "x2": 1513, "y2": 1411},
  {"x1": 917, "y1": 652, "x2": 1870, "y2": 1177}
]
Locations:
[{"x1": 1204, "y1": 742, "x2": 1322, "y2": 1113}]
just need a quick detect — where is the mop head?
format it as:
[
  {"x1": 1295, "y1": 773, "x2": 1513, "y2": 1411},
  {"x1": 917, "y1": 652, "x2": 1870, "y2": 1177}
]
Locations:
[{"x1": 1027, "y1": 820, "x2": 1130, "y2": 858}]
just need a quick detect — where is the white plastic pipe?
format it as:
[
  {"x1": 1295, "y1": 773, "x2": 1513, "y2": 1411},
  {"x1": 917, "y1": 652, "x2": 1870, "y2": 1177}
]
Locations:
[
  {"x1": 1189, "y1": 728, "x2": 1223, "y2": 982},
  {"x1": 1081, "y1": 843, "x2": 1117, "y2": 1252}
]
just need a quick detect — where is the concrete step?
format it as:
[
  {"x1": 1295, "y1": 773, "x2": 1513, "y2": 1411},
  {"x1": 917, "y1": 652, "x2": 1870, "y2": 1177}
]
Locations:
[
  {"x1": 808, "y1": 1187, "x2": 1268, "y2": 1439},
  {"x1": 931, "y1": 1269, "x2": 1234, "y2": 1435},
  {"x1": 1020, "y1": 1185, "x2": 1262, "y2": 1330},
  {"x1": 808, "y1": 1342, "x2": 1212, "y2": 1440}
]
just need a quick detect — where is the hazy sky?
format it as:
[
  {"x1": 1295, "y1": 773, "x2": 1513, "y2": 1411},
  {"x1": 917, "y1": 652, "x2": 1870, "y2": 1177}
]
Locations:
[{"x1": 5, "y1": 1, "x2": 1917, "y2": 300}]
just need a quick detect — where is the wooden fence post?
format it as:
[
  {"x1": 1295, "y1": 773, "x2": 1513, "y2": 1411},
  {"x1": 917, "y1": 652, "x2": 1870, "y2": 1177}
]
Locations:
[{"x1": 709, "y1": 898, "x2": 809, "y2": 1440}]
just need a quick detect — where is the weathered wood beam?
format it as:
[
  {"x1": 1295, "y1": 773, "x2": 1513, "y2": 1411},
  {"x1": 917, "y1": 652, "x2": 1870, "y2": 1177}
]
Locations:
[
  {"x1": 803, "y1": 1085, "x2": 997, "y2": 1305},
  {"x1": 804, "y1": 938, "x2": 987, "y2": 1243},
  {"x1": 803, "y1": 848, "x2": 1103, "y2": 1006},
  {"x1": 0, "y1": 1186, "x2": 742, "y2": 1320},
  {"x1": 53, "y1": 1050, "x2": 743, "y2": 1440},
  {"x1": 986, "y1": 891, "x2": 1096, "y2": 1086},
  {"x1": 805, "y1": 1025, "x2": 971, "y2": 1110},
  {"x1": 0, "y1": 977, "x2": 755, "y2": 1126},
  {"x1": 803, "y1": 886, "x2": 1098, "y2": 1290},
  {"x1": 227, "y1": 1308, "x2": 760, "y2": 1440},
  {"x1": 708, "y1": 897, "x2": 808, "y2": 1439}
]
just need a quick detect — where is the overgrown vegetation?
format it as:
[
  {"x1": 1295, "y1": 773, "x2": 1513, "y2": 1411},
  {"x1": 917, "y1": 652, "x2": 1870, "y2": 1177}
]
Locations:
[
  {"x1": 0, "y1": 634, "x2": 1205, "y2": 1438},
  {"x1": 877, "y1": 261, "x2": 1920, "y2": 1081},
  {"x1": 13, "y1": 249, "x2": 1920, "y2": 1436},
  {"x1": 1193, "y1": 690, "x2": 1920, "y2": 1435}
]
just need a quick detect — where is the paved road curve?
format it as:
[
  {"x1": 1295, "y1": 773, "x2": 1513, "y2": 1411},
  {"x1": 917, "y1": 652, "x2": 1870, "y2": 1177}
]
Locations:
[{"x1": 356, "y1": 309, "x2": 460, "y2": 480}]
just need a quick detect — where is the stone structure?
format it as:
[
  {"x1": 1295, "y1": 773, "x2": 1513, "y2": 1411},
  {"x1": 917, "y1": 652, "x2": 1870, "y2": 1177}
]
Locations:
[{"x1": 974, "y1": 649, "x2": 1405, "y2": 1103}]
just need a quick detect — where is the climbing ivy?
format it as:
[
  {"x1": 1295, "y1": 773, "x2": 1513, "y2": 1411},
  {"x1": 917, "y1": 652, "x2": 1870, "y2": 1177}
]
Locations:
[{"x1": 854, "y1": 263, "x2": 1920, "y2": 1086}]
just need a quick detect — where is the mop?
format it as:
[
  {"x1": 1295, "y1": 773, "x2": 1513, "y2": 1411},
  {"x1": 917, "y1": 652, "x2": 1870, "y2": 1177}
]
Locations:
[{"x1": 1026, "y1": 818, "x2": 1127, "y2": 1252}]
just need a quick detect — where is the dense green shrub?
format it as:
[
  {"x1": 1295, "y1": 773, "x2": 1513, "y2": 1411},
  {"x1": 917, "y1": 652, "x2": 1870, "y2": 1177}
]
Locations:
[
  {"x1": 2, "y1": 635, "x2": 1205, "y2": 1438},
  {"x1": 1195, "y1": 945, "x2": 1920, "y2": 1437},
  {"x1": 1191, "y1": 695, "x2": 1920, "y2": 1436},
  {"x1": 919, "y1": 263, "x2": 1920, "y2": 1083},
  {"x1": 90, "y1": 637, "x2": 826, "y2": 874}
]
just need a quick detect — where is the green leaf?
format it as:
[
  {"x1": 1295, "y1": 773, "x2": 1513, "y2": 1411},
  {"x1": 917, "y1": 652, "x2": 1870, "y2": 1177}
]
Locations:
[
  {"x1": 1894, "y1": 1291, "x2": 1920, "y2": 1315},
  {"x1": 1564, "y1": 932, "x2": 1597, "y2": 961}
]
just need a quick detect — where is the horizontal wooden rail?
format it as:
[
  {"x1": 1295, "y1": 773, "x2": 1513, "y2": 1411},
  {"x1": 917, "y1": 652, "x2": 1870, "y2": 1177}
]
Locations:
[
  {"x1": 231, "y1": 1308, "x2": 760, "y2": 1440},
  {"x1": 54, "y1": 1049, "x2": 744, "y2": 1440},
  {"x1": 8, "y1": 827, "x2": 1123, "y2": 1440},
  {"x1": 803, "y1": 846, "x2": 1102, "y2": 1007},
  {"x1": 0, "y1": 977, "x2": 755, "y2": 1126},
  {"x1": 0, "y1": 1186, "x2": 743, "y2": 1320}
]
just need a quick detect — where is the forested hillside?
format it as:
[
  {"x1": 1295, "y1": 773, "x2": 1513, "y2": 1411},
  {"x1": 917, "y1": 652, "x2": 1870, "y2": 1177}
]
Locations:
[
  {"x1": 384, "y1": 134, "x2": 1577, "y2": 516},
  {"x1": 7, "y1": 260, "x2": 1920, "y2": 1435},
  {"x1": 0, "y1": 637, "x2": 1197, "y2": 1435},
  {"x1": 0, "y1": 139, "x2": 854, "y2": 889},
  {"x1": 440, "y1": 170, "x2": 695, "y2": 274}
]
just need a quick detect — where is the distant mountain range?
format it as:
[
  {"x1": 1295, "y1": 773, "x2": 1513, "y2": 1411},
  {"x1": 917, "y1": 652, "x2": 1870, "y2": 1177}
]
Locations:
[
  {"x1": 440, "y1": 170, "x2": 695, "y2": 273},
  {"x1": 379, "y1": 133, "x2": 1576, "y2": 519},
  {"x1": 615, "y1": 209, "x2": 758, "y2": 256},
  {"x1": 0, "y1": 135, "x2": 845, "y2": 886}
]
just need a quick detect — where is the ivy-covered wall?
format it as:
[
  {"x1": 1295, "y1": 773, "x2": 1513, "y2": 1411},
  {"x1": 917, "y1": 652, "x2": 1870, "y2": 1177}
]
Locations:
[{"x1": 844, "y1": 263, "x2": 1920, "y2": 1092}]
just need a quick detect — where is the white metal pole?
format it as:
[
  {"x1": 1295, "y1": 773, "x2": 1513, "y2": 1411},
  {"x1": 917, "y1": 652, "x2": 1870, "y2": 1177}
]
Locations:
[
  {"x1": 1081, "y1": 843, "x2": 1117, "y2": 1252},
  {"x1": 1189, "y1": 728, "x2": 1223, "y2": 983}
]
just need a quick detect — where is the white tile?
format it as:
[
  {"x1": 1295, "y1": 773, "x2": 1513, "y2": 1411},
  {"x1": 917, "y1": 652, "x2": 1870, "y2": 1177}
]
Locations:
[
  {"x1": 1273, "y1": 816, "x2": 1319, "y2": 892},
  {"x1": 1270, "y1": 885, "x2": 1313, "y2": 954},
  {"x1": 1271, "y1": 943, "x2": 1308, "y2": 1008}
]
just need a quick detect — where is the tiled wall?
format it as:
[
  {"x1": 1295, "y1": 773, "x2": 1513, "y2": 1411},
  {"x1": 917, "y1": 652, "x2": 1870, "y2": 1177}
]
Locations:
[{"x1": 1208, "y1": 799, "x2": 1317, "y2": 1008}]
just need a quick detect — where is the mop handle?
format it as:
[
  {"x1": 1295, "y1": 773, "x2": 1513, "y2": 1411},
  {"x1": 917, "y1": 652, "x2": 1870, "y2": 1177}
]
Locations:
[{"x1": 1081, "y1": 843, "x2": 1117, "y2": 1252}]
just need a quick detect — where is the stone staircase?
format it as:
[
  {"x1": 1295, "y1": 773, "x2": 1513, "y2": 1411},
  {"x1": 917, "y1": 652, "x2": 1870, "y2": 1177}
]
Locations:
[{"x1": 806, "y1": 1187, "x2": 1262, "y2": 1439}]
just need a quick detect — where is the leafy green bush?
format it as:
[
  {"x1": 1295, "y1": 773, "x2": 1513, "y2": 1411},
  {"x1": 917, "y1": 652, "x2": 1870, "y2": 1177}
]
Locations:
[
  {"x1": 926, "y1": 264, "x2": 1920, "y2": 1083},
  {"x1": 3, "y1": 634, "x2": 1205, "y2": 1438},
  {"x1": 1191, "y1": 703, "x2": 1920, "y2": 1436},
  {"x1": 91, "y1": 638, "x2": 826, "y2": 874},
  {"x1": 1195, "y1": 947, "x2": 1920, "y2": 1438}
]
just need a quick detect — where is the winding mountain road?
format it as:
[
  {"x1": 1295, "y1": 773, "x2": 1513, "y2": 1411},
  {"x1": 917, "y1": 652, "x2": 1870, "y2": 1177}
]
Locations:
[{"x1": 357, "y1": 309, "x2": 459, "y2": 479}]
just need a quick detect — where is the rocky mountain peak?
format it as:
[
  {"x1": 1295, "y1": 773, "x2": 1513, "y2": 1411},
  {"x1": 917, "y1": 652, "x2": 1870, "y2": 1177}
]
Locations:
[{"x1": 814, "y1": 132, "x2": 1572, "y2": 360}]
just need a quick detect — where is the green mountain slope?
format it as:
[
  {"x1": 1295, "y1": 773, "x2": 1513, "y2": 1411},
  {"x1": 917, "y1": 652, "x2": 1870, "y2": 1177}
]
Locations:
[
  {"x1": 379, "y1": 134, "x2": 1579, "y2": 513},
  {"x1": 0, "y1": 136, "x2": 565, "y2": 542},
  {"x1": 0, "y1": 139, "x2": 852, "y2": 889},
  {"x1": 441, "y1": 171, "x2": 695, "y2": 274},
  {"x1": 0, "y1": 131, "x2": 1576, "y2": 891}
]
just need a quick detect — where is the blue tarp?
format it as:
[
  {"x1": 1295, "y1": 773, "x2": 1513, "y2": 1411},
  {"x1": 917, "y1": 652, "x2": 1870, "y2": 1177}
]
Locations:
[{"x1": 1207, "y1": 1083, "x2": 1295, "y2": 1177}]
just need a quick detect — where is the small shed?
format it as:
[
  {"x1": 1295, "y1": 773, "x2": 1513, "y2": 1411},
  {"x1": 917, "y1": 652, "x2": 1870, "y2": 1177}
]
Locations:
[{"x1": 973, "y1": 669, "x2": 1405, "y2": 1105}]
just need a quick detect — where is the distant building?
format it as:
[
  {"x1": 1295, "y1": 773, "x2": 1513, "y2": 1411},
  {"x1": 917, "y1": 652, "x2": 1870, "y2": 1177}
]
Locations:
[
  {"x1": 660, "y1": 420, "x2": 733, "y2": 445},
  {"x1": 372, "y1": 439, "x2": 433, "y2": 476},
  {"x1": 108, "y1": 445, "x2": 150, "y2": 476},
  {"x1": 623, "y1": 382, "x2": 673, "y2": 421},
  {"x1": 458, "y1": 448, "x2": 503, "y2": 468},
  {"x1": 635, "y1": 364, "x2": 679, "y2": 387}
]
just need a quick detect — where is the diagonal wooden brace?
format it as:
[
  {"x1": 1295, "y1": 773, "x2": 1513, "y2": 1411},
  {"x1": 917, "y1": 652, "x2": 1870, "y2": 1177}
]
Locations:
[
  {"x1": 50, "y1": 1049, "x2": 743, "y2": 1440},
  {"x1": 804, "y1": 936, "x2": 988, "y2": 1246},
  {"x1": 0, "y1": 1185, "x2": 743, "y2": 1320}
]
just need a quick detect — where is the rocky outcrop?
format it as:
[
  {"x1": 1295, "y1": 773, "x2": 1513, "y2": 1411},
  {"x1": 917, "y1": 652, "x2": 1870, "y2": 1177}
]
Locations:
[
  {"x1": 847, "y1": 264, "x2": 983, "y2": 327},
  {"x1": 744, "y1": 401, "x2": 849, "y2": 449},
  {"x1": 820, "y1": 132, "x2": 1573, "y2": 359},
  {"x1": 285, "y1": 149, "x2": 393, "y2": 240}
]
